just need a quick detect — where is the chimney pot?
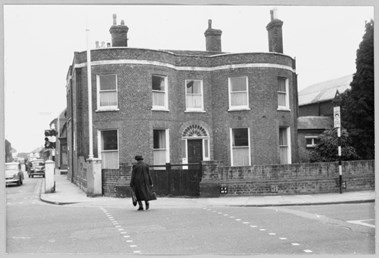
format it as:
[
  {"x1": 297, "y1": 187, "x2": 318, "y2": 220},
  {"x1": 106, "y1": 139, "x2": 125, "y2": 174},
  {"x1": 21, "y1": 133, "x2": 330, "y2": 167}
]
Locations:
[
  {"x1": 95, "y1": 41, "x2": 99, "y2": 48},
  {"x1": 121, "y1": 20, "x2": 125, "y2": 25},
  {"x1": 113, "y1": 14, "x2": 117, "y2": 25},
  {"x1": 208, "y1": 19, "x2": 212, "y2": 28}
]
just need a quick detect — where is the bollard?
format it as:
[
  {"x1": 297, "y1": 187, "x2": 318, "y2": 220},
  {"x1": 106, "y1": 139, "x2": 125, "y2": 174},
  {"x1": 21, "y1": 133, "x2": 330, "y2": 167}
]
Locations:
[{"x1": 44, "y1": 160, "x2": 55, "y2": 193}]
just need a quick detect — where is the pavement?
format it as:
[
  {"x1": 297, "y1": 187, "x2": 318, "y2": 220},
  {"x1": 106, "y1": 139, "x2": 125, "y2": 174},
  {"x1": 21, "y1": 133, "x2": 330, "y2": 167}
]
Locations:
[{"x1": 39, "y1": 173, "x2": 376, "y2": 208}]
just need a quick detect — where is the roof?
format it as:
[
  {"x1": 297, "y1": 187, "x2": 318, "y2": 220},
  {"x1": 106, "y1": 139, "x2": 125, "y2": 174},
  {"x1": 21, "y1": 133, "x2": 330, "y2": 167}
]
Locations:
[
  {"x1": 297, "y1": 116, "x2": 333, "y2": 130},
  {"x1": 298, "y1": 74, "x2": 353, "y2": 106}
]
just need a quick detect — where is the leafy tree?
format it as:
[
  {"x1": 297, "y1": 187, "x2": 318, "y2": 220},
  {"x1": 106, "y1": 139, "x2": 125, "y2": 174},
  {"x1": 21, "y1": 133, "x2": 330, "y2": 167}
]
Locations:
[
  {"x1": 339, "y1": 20, "x2": 374, "y2": 159},
  {"x1": 309, "y1": 128, "x2": 360, "y2": 163}
]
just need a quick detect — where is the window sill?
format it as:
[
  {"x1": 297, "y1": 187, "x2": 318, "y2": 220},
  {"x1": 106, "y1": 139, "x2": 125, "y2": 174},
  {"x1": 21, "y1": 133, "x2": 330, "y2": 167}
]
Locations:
[
  {"x1": 96, "y1": 107, "x2": 120, "y2": 112},
  {"x1": 185, "y1": 110, "x2": 206, "y2": 113},
  {"x1": 228, "y1": 107, "x2": 251, "y2": 112},
  {"x1": 277, "y1": 107, "x2": 291, "y2": 112},
  {"x1": 152, "y1": 108, "x2": 170, "y2": 112}
]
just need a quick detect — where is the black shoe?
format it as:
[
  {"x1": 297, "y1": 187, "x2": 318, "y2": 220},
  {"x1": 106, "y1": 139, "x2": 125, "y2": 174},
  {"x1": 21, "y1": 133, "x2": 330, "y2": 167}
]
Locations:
[
  {"x1": 146, "y1": 203, "x2": 149, "y2": 210},
  {"x1": 138, "y1": 207, "x2": 143, "y2": 211}
]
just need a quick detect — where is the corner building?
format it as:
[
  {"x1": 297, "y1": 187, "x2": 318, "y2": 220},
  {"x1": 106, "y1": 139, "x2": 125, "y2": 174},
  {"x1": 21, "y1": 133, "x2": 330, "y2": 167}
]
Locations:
[{"x1": 66, "y1": 11, "x2": 299, "y2": 177}]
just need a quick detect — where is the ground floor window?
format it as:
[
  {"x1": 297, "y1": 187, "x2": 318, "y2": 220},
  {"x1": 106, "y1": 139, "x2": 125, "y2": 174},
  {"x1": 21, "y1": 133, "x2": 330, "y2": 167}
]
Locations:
[
  {"x1": 99, "y1": 130, "x2": 119, "y2": 169},
  {"x1": 230, "y1": 128, "x2": 250, "y2": 166},
  {"x1": 279, "y1": 127, "x2": 291, "y2": 164},
  {"x1": 153, "y1": 129, "x2": 170, "y2": 166},
  {"x1": 305, "y1": 136, "x2": 320, "y2": 148}
]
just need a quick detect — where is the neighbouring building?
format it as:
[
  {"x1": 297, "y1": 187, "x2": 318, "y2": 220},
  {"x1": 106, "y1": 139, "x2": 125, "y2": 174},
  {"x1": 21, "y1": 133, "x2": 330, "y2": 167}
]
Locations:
[
  {"x1": 297, "y1": 74, "x2": 352, "y2": 162},
  {"x1": 66, "y1": 11, "x2": 299, "y2": 190}
]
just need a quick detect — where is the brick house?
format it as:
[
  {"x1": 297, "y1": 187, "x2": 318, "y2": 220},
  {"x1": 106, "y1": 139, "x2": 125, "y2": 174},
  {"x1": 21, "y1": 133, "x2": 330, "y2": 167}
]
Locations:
[
  {"x1": 66, "y1": 11, "x2": 299, "y2": 187},
  {"x1": 297, "y1": 74, "x2": 352, "y2": 162}
]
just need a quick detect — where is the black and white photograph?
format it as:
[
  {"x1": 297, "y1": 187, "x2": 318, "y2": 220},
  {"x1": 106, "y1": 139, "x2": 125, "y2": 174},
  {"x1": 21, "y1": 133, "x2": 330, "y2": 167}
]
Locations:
[{"x1": 1, "y1": 1, "x2": 377, "y2": 256}]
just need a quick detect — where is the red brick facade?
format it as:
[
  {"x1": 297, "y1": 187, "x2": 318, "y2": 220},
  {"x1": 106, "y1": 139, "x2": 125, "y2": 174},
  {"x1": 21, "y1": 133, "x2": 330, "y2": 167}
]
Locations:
[{"x1": 66, "y1": 14, "x2": 299, "y2": 187}]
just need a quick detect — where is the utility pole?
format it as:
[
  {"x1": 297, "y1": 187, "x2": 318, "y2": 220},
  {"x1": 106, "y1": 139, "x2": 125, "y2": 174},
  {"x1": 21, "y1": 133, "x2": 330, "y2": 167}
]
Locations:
[{"x1": 86, "y1": 26, "x2": 94, "y2": 159}]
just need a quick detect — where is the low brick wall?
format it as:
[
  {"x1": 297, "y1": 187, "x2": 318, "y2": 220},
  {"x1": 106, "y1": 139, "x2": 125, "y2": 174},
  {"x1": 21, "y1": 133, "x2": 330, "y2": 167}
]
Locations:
[
  {"x1": 200, "y1": 160, "x2": 374, "y2": 197},
  {"x1": 102, "y1": 163, "x2": 132, "y2": 197}
]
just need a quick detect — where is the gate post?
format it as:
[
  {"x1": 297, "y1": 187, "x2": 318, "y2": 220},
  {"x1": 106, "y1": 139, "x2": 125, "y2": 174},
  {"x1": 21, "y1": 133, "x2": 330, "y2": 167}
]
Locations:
[{"x1": 166, "y1": 163, "x2": 171, "y2": 195}]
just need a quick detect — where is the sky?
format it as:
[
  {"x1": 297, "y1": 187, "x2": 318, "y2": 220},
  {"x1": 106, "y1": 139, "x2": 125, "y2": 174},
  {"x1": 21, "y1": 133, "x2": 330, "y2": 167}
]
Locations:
[{"x1": 2, "y1": 4, "x2": 374, "y2": 154}]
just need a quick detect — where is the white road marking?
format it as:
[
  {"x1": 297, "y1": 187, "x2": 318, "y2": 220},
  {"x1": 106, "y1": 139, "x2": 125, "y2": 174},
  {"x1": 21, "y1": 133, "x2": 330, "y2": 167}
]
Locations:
[
  {"x1": 279, "y1": 237, "x2": 287, "y2": 240},
  {"x1": 259, "y1": 229, "x2": 266, "y2": 231},
  {"x1": 304, "y1": 249, "x2": 313, "y2": 253},
  {"x1": 346, "y1": 219, "x2": 375, "y2": 228},
  {"x1": 12, "y1": 236, "x2": 31, "y2": 240},
  {"x1": 269, "y1": 233, "x2": 276, "y2": 236},
  {"x1": 133, "y1": 251, "x2": 141, "y2": 254},
  {"x1": 130, "y1": 245, "x2": 137, "y2": 248},
  {"x1": 235, "y1": 219, "x2": 241, "y2": 221},
  {"x1": 250, "y1": 225, "x2": 257, "y2": 228},
  {"x1": 243, "y1": 222, "x2": 249, "y2": 224},
  {"x1": 291, "y1": 243, "x2": 300, "y2": 246}
]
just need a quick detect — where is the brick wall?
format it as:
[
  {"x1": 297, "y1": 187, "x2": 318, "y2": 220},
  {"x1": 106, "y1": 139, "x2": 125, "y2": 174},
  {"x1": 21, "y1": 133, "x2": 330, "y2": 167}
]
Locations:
[
  {"x1": 200, "y1": 160, "x2": 374, "y2": 197},
  {"x1": 102, "y1": 163, "x2": 133, "y2": 197}
]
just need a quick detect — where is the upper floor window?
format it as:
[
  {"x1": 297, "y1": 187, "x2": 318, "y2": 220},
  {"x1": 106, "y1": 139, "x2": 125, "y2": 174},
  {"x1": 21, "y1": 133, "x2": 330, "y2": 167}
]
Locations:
[
  {"x1": 278, "y1": 77, "x2": 290, "y2": 110},
  {"x1": 230, "y1": 128, "x2": 251, "y2": 166},
  {"x1": 185, "y1": 80, "x2": 204, "y2": 112},
  {"x1": 228, "y1": 76, "x2": 250, "y2": 111},
  {"x1": 152, "y1": 75, "x2": 168, "y2": 110},
  {"x1": 97, "y1": 74, "x2": 118, "y2": 110}
]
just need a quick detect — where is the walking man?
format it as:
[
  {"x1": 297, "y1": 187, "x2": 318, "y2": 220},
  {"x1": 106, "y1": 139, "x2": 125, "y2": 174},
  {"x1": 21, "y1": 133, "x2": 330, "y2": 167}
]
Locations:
[{"x1": 130, "y1": 155, "x2": 153, "y2": 211}]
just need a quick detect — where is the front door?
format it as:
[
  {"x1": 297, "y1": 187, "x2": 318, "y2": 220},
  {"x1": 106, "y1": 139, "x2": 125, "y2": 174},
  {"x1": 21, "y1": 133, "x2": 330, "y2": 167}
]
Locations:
[{"x1": 188, "y1": 139, "x2": 203, "y2": 164}]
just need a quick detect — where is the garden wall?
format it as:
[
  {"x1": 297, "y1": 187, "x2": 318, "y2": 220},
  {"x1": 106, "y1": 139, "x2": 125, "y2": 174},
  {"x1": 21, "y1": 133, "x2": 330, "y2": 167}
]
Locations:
[{"x1": 200, "y1": 160, "x2": 375, "y2": 197}]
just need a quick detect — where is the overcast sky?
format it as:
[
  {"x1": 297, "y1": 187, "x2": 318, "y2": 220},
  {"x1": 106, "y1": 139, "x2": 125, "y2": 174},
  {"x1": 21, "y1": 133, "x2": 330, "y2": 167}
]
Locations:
[{"x1": 3, "y1": 4, "x2": 374, "y2": 154}]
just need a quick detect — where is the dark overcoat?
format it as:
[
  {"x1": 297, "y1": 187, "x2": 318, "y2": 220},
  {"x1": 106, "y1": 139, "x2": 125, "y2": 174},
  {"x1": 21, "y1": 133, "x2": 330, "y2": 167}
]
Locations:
[{"x1": 130, "y1": 161, "x2": 153, "y2": 201}]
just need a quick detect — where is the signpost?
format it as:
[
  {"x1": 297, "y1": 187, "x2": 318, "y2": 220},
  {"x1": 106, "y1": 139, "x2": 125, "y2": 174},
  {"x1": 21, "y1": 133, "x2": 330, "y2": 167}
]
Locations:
[{"x1": 334, "y1": 95, "x2": 342, "y2": 194}]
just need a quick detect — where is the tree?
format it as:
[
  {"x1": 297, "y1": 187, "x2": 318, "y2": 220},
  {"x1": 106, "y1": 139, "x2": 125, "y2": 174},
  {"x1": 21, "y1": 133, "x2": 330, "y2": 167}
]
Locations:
[
  {"x1": 309, "y1": 128, "x2": 360, "y2": 163},
  {"x1": 340, "y1": 20, "x2": 374, "y2": 159}
]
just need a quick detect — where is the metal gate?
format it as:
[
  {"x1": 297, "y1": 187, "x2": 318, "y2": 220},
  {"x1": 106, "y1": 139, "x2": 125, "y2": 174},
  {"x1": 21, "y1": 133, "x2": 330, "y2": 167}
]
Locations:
[{"x1": 149, "y1": 163, "x2": 202, "y2": 197}]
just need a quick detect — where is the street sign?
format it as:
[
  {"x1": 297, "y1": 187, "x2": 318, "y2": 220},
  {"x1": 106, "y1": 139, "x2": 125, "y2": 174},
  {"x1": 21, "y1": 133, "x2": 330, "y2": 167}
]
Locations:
[{"x1": 334, "y1": 106, "x2": 341, "y2": 128}]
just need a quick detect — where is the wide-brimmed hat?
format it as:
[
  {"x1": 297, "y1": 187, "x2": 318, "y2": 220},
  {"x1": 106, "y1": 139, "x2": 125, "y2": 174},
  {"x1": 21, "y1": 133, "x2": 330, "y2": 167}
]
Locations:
[{"x1": 135, "y1": 155, "x2": 144, "y2": 161}]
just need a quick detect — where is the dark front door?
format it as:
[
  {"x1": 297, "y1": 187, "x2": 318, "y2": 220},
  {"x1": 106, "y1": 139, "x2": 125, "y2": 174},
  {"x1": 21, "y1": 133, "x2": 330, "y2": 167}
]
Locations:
[{"x1": 188, "y1": 139, "x2": 203, "y2": 164}]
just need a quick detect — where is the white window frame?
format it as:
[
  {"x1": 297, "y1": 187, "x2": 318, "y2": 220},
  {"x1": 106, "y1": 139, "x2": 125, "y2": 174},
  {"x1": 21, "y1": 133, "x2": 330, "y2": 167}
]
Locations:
[
  {"x1": 277, "y1": 77, "x2": 290, "y2": 111},
  {"x1": 230, "y1": 128, "x2": 251, "y2": 166},
  {"x1": 96, "y1": 74, "x2": 119, "y2": 112},
  {"x1": 305, "y1": 136, "x2": 319, "y2": 148},
  {"x1": 97, "y1": 129, "x2": 119, "y2": 169},
  {"x1": 228, "y1": 76, "x2": 250, "y2": 111},
  {"x1": 153, "y1": 129, "x2": 170, "y2": 166},
  {"x1": 185, "y1": 79, "x2": 205, "y2": 112},
  {"x1": 279, "y1": 127, "x2": 292, "y2": 164},
  {"x1": 152, "y1": 75, "x2": 169, "y2": 111}
]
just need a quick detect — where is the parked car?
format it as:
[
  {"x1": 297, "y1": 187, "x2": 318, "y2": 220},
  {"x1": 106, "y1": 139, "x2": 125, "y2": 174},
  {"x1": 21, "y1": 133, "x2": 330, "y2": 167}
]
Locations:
[
  {"x1": 5, "y1": 162, "x2": 24, "y2": 186},
  {"x1": 29, "y1": 159, "x2": 45, "y2": 178}
]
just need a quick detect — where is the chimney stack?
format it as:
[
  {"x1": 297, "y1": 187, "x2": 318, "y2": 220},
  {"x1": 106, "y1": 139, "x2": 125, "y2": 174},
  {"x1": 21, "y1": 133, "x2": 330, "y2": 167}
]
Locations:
[
  {"x1": 204, "y1": 19, "x2": 222, "y2": 52},
  {"x1": 266, "y1": 8, "x2": 283, "y2": 53},
  {"x1": 109, "y1": 14, "x2": 129, "y2": 47}
]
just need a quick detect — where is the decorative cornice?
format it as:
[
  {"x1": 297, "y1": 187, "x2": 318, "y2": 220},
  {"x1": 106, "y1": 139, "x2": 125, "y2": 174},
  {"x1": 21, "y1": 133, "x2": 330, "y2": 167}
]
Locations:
[{"x1": 74, "y1": 59, "x2": 295, "y2": 73}]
